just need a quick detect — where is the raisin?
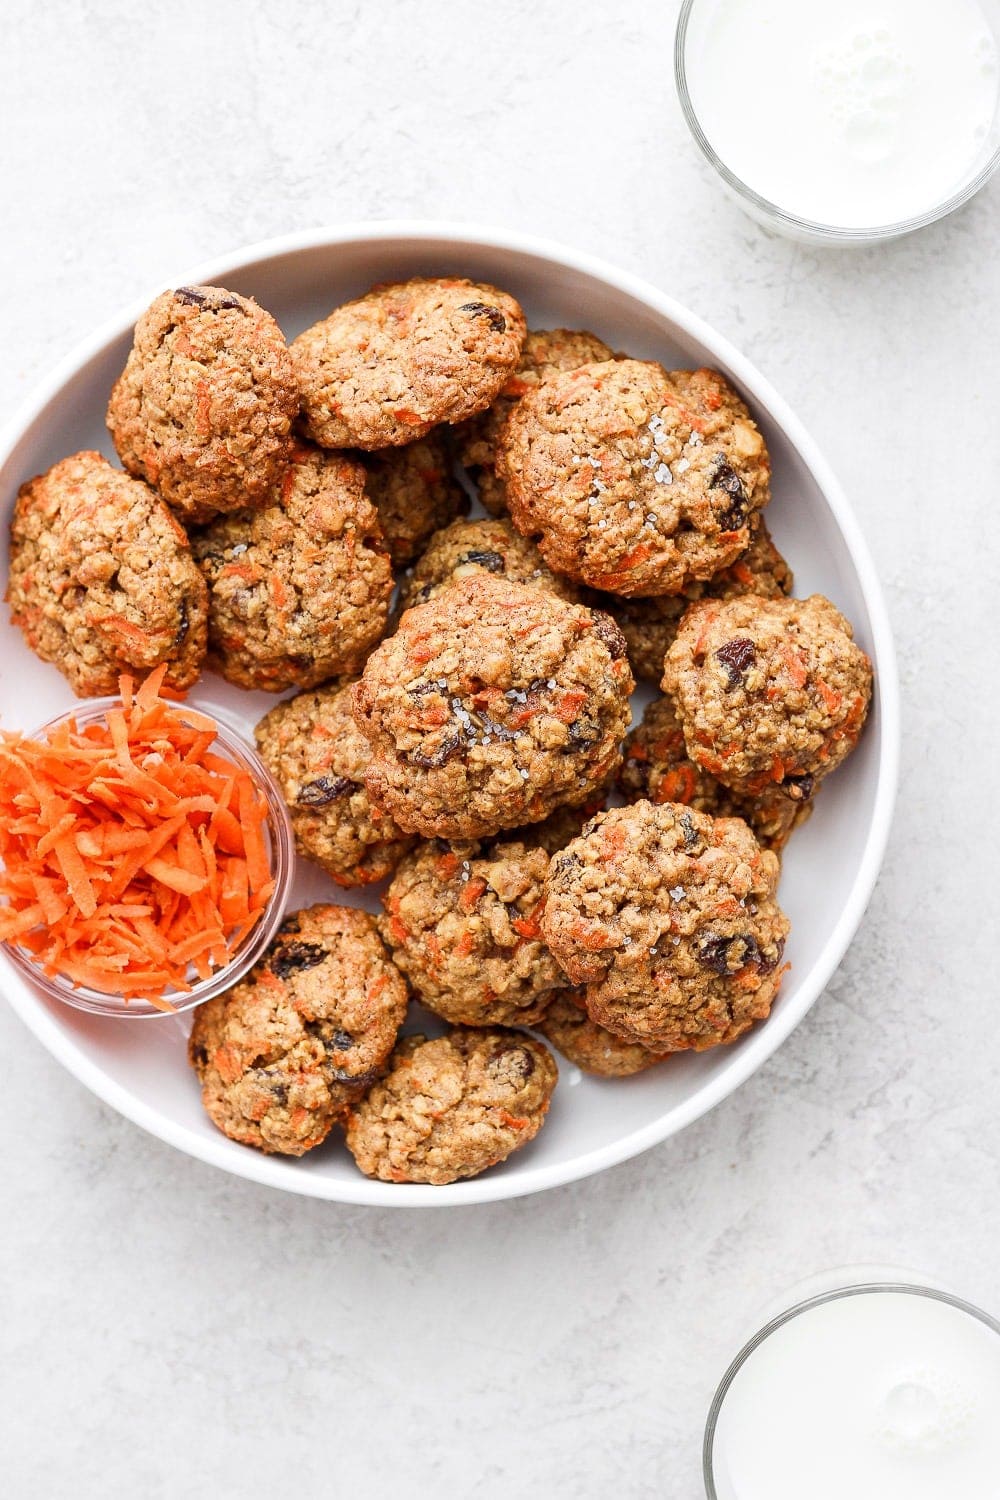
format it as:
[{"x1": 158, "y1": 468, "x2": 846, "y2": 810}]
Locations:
[
  {"x1": 567, "y1": 717, "x2": 600, "y2": 746},
  {"x1": 296, "y1": 775, "x2": 357, "y2": 806},
  {"x1": 305, "y1": 1021, "x2": 355, "y2": 1055},
  {"x1": 699, "y1": 933, "x2": 784, "y2": 975},
  {"x1": 716, "y1": 637, "x2": 756, "y2": 687},
  {"x1": 253, "y1": 1069, "x2": 289, "y2": 1105},
  {"x1": 459, "y1": 301, "x2": 507, "y2": 334},
  {"x1": 174, "y1": 601, "x2": 190, "y2": 647},
  {"x1": 783, "y1": 773, "x2": 815, "y2": 802},
  {"x1": 175, "y1": 285, "x2": 244, "y2": 312},
  {"x1": 678, "y1": 810, "x2": 701, "y2": 848},
  {"x1": 552, "y1": 851, "x2": 581, "y2": 875},
  {"x1": 458, "y1": 549, "x2": 505, "y2": 573},
  {"x1": 490, "y1": 1043, "x2": 535, "y2": 1078},
  {"x1": 409, "y1": 732, "x2": 462, "y2": 769},
  {"x1": 589, "y1": 610, "x2": 629, "y2": 662},
  {"x1": 270, "y1": 941, "x2": 327, "y2": 979},
  {"x1": 709, "y1": 458, "x2": 748, "y2": 530},
  {"x1": 328, "y1": 1065, "x2": 382, "y2": 1088},
  {"x1": 278, "y1": 912, "x2": 301, "y2": 934},
  {"x1": 191, "y1": 1043, "x2": 209, "y2": 1069}
]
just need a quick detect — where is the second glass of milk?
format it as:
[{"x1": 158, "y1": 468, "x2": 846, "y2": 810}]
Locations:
[
  {"x1": 676, "y1": 0, "x2": 1000, "y2": 241},
  {"x1": 704, "y1": 1279, "x2": 1000, "y2": 1500}
]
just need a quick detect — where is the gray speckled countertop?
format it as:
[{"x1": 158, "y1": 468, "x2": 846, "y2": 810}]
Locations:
[{"x1": 2, "y1": 3, "x2": 999, "y2": 1495}]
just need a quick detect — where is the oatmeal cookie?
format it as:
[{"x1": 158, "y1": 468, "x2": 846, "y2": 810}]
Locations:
[
  {"x1": 255, "y1": 682, "x2": 413, "y2": 887},
  {"x1": 397, "y1": 515, "x2": 578, "y2": 614},
  {"x1": 454, "y1": 327, "x2": 615, "y2": 515},
  {"x1": 618, "y1": 695, "x2": 809, "y2": 853},
  {"x1": 536, "y1": 989, "x2": 670, "y2": 1077},
  {"x1": 662, "y1": 593, "x2": 872, "y2": 801},
  {"x1": 107, "y1": 285, "x2": 298, "y2": 522},
  {"x1": 344, "y1": 1028, "x2": 557, "y2": 1184},
  {"x1": 291, "y1": 277, "x2": 527, "y2": 449},
  {"x1": 379, "y1": 833, "x2": 568, "y2": 1027},
  {"x1": 542, "y1": 801, "x2": 789, "y2": 1052},
  {"x1": 499, "y1": 361, "x2": 770, "y2": 597},
  {"x1": 188, "y1": 905, "x2": 409, "y2": 1156},
  {"x1": 353, "y1": 573, "x2": 634, "y2": 840},
  {"x1": 192, "y1": 444, "x2": 393, "y2": 692},
  {"x1": 591, "y1": 517, "x2": 792, "y2": 682},
  {"x1": 360, "y1": 433, "x2": 467, "y2": 567},
  {"x1": 7, "y1": 450, "x2": 207, "y2": 696}
]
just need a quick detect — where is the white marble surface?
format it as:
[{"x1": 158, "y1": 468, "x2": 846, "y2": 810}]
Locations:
[{"x1": 2, "y1": 2, "x2": 999, "y2": 1495}]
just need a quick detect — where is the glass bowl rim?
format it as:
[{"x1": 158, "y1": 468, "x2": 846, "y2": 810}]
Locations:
[
  {"x1": 674, "y1": 0, "x2": 1000, "y2": 243},
  {"x1": 703, "y1": 1279, "x2": 1000, "y2": 1496},
  {"x1": 1, "y1": 696, "x2": 294, "y2": 1019}
]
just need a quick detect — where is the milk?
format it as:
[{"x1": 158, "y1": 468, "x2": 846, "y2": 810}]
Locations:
[
  {"x1": 683, "y1": 0, "x2": 1000, "y2": 229},
  {"x1": 709, "y1": 1289, "x2": 1000, "y2": 1500}
]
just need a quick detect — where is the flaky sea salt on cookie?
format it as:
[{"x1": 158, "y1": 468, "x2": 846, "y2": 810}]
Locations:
[
  {"x1": 352, "y1": 573, "x2": 633, "y2": 841},
  {"x1": 499, "y1": 360, "x2": 771, "y2": 597}
]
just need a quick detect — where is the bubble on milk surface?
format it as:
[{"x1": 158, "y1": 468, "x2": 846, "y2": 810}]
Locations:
[
  {"x1": 876, "y1": 1366, "x2": 975, "y2": 1454},
  {"x1": 812, "y1": 25, "x2": 910, "y2": 161}
]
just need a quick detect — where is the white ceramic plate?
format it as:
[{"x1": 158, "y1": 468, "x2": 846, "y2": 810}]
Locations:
[{"x1": 0, "y1": 223, "x2": 898, "y2": 1206}]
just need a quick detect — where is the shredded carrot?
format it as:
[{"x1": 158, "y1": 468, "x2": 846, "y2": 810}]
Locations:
[{"x1": 0, "y1": 670, "x2": 276, "y2": 1009}]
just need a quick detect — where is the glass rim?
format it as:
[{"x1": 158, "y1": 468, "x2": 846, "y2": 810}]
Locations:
[
  {"x1": 0, "y1": 697, "x2": 294, "y2": 1019},
  {"x1": 674, "y1": 0, "x2": 1000, "y2": 243},
  {"x1": 703, "y1": 1279, "x2": 1000, "y2": 1496}
]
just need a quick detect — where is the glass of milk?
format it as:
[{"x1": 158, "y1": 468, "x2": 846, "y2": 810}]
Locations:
[
  {"x1": 704, "y1": 1279, "x2": 1000, "y2": 1499},
  {"x1": 676, "y1": 0, "x2": 1000, "y2": 241}
]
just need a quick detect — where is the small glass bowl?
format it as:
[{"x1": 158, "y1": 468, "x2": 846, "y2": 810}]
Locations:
[
  {"x1": 1, "y1": 699, "x2": 294, "y2": 1019},
  {"x1": 703, "y1": 1276, "x2": 1000, "y2": 1496},
  {"x1": 675, "y1": 0, "x2": 1000, "y2": 245}
]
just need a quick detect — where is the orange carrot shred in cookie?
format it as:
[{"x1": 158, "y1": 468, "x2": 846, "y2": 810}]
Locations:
[{"x1": 0, "y1": 668, "x2": 274, "y2": 1008}]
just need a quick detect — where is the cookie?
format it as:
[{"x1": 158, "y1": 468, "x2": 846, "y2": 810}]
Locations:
[
  {"x1": 107, "y1": 285, "x2": 299, "y2": 523},
  {"x1": 396, "y1": 515, "x2": 579, "y2": 614},
  {"x1": 7, "y1": 450, "x2": 208, "y2": 697},
  {"x1": 188, "y1": 904, "x2": 409, "y2": 1156},
  {"x1": 379, "y1": 833, "x2": 568, "y2": 1027},
  {"x1": 499, "y1": 361, "x2": 771, "y2": 596},
  {"x1": 353, "y1": 573, "x2": 634, "y2": 840},
  {"x1": 535, "y1": 989, "x2": 670, "y2": 1077},
  {"x1": 662, "y1": 593, "x2": 872, "y2": 801},
  {"x1": 618, "y1": 694, "x2": 810, "y2": 853},
  {"x1": 254, "y1": 682, "x2": 413, "y2": 887},
  {"x1": 360, "y1": 433, "x2": 467, "y2": 567},
  {"x1": 542, "y1": 801, "x2": 789, "y2": 1052},
  {"x1": 291, "y1": 277, "x2": 527, "y2": 449},
  {"x1": 591, "y1": 516, "x2": 792, "y2": 682},
  {"x1": 454, "y1": 327, "x2": 615, "y2": 515},
  {"x1": 344, "y1": 1028, "x2": 557, "y2": 1184},
  {"x1": 192, "y1": 444, "x2": 393, "y2": 692}
]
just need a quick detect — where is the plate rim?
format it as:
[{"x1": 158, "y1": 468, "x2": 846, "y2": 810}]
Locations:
[{"x1": 0, "y1": 219, "x2": 900, "y2": 1207}]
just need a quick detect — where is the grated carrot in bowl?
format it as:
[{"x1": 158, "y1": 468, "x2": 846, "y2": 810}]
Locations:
[{"x1": 0, "y1": 666, "x2": 277, "y2": 1010}]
